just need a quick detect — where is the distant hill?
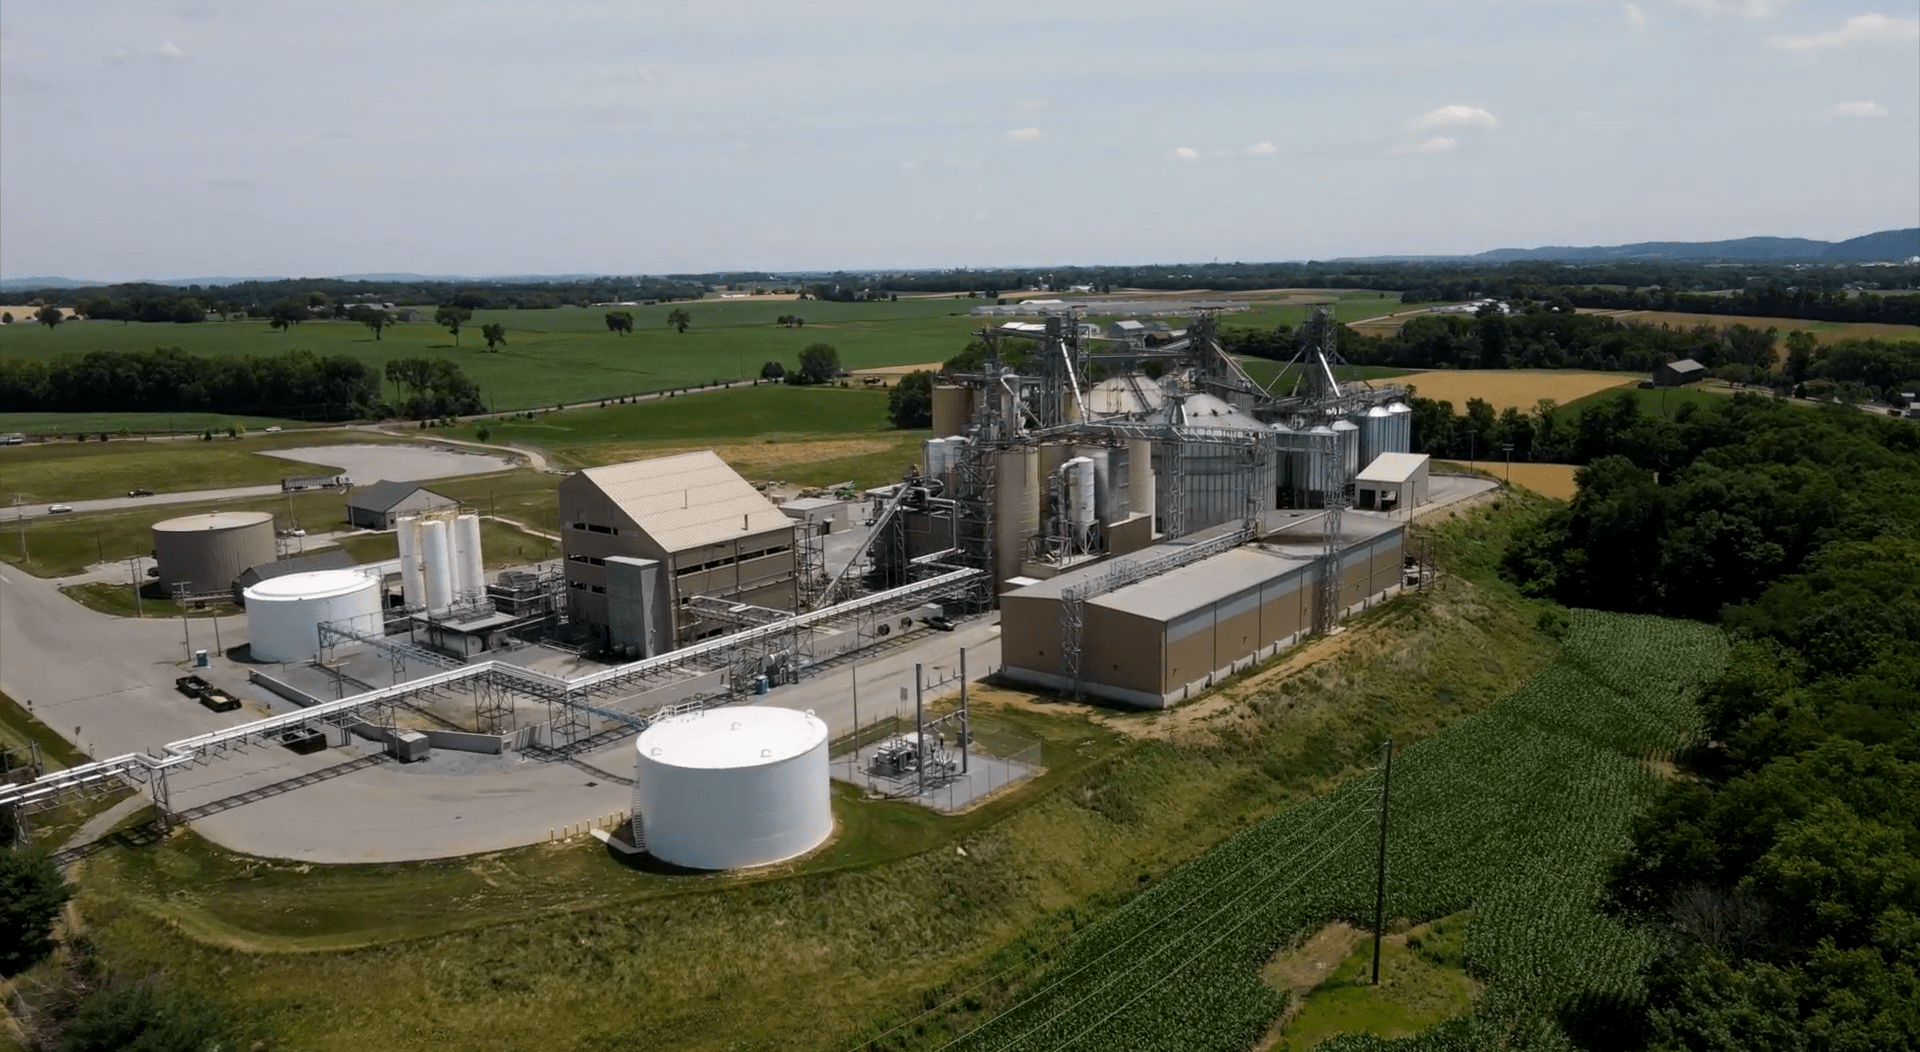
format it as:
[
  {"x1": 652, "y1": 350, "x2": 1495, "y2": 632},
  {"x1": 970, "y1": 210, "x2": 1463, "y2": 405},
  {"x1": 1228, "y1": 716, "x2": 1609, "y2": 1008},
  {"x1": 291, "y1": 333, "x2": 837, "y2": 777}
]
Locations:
[
  {"x1": 0, "y1": 276, "x2": 98, "y2": 291},
  {"x1": 1469, "y1": 228, "x2": 1918, "y2": 263}
]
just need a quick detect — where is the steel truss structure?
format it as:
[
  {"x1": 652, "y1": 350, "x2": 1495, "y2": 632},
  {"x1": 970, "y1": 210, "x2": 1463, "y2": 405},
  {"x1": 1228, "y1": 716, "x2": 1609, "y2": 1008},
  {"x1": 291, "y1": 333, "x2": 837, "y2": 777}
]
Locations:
[{"x1": 1, "y1": 567, "x2": 984, "y2": 830}]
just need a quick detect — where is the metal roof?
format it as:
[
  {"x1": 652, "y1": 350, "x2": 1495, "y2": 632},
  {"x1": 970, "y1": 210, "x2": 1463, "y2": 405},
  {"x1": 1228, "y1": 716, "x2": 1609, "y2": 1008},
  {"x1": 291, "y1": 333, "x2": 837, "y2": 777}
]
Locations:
[
  {"x1": 1178, "y1": 393, "x2": 1264, "y2": 431},
  {"x1": 1665, "y1": 358, "x2": 1707, "y2": 373},
  {"x1": 635, "y1": 705, "x2": 827, "y2": 769},
  {"x1": 1355, "y1": 453, "x2": 1430, "y2": 485},
  {"x1": 578, "y1": 450, "x2": 791, "y2": 553},
  {"x1": 1091, "y1": 546, "x2": 1312, "y2": 621},
  {"x1": 347, "y1": 479, "x2": 453, "y2": 512},
  {"x1": 152, "y1": 510, "x2": 273, "y2": 532},
  {"x1": 237, "y1": 550, "x2": 355, "y2": 586}
]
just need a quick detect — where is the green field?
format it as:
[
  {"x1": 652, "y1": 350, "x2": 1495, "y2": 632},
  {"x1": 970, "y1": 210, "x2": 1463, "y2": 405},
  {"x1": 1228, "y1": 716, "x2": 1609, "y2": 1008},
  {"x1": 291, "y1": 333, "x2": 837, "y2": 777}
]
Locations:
[
  {"x1": 1554, "y1": 383, "x2": 1727, "y2": 422},
  {"x1": 39, "y1": 496, "x2": 1568, "y2": 1052},
  {"x1": 1236, "y1": 360, "x2": 1415, "y2": 392},
  {"x1": 0, "y1": 429, "x2": 393, "y2": 503},
  {"x1": 0, "y1": 299, "x2": 986, "y2": 415},
  {"x1": 0, "y1": 411, "x2": 317, "y2": 437}
]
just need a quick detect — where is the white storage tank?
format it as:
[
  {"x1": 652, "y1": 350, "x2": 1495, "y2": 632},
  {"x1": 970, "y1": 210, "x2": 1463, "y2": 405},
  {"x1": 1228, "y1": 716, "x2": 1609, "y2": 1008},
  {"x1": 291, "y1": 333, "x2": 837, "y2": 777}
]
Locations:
[
  {"x1": 421, "y1": 518, "x2": 452, "y2": 612},
  {"x1": 244, "y1": 569, "x2": 383, "y2": 663},
  {"x1": 396, "y1": 515, "x2": 426, "y2": 609},
  {"x1": 1361, "y1": 406, "x2": 1393, "y2": 469},
  {"x1": 631, "y1": 706, "x2": 832, "y2": 870},
  {"x1": 1063, "y1": 456, "x2": 1096, "y2": 534},
  {"x1": 456, "y1": 513, "x2": 483, "y2": 601}
]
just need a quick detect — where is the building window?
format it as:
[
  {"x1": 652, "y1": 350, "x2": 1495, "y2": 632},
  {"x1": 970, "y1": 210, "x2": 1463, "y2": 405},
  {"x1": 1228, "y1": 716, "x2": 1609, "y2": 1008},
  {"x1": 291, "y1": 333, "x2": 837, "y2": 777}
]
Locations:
[
  {"x1": 569, "y1": 580, "x2": 587, "y2": 590},
  {"x1": 590, "y1": 585, "x2": 605, "y2": 594}
]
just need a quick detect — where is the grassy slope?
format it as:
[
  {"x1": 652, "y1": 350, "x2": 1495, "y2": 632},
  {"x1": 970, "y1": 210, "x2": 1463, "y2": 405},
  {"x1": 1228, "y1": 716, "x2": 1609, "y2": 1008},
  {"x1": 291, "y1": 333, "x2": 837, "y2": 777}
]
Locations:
[
  {"x1": 0, "y1": 299, "x2": 982, "y2": 415},
  {"x1": 65, "y1": 494, "x2": 1563, "y2": 1052},
  {"x1": 1554, "y1": 383, "x2": 1726, "y2": 422}
]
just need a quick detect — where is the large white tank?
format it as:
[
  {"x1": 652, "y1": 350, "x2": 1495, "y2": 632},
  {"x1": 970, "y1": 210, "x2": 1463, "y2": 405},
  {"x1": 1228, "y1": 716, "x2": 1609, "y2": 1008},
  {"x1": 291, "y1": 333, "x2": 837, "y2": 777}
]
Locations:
[
  {"x1": 1063, "y1": 456, "x2": 1096, "y2": 534},
  {"x1": 631, "y1": 706, "x2": 832, "y2": 870},
  {"x1": 421, "y1": 518, "x2": 452, "y2": 612},
  {"x1": 1386, "y1": 402, "x2": 1413, "y2": 454},
  {"x1": 1127, "y1": 438, "x2": 1155, "y2": 525},
  {"x1": 396, "y1": 516, "x2": 425, "y2": 609},
  {"x1": 457, "y1": 514, "x2": 483, "y2": 602},
  {"x1": 923, "y1": 437, "x2": 947, "y2": 480},
  {"x1": 244, "y1": 569, "x2": 383, "y2": 663}
]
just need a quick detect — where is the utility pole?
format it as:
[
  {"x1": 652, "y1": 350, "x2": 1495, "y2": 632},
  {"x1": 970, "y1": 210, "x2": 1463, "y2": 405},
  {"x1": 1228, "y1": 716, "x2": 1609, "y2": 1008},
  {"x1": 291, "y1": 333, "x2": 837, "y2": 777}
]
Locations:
[
  {"x1": 1372, "y1": 738, "x2": 1394, "y2": 986},
  {"x1": 126, "y1": 556, "x2": 144, "y2": 616},
  {"x1": 959, "y1": 646, "x2": 969, "y2": 774},
  {"x1": 850, "y1": 660, "x2": 860, "y2": 778},
  {"x1": 11, "y1": 495, "x2": 26, "y2": 563},
  {"x1": 1501, "y1": 442, "x2": 1514, "y2": 484},
  {"x1": 914, "y1": 661, "x2": 925, "y2": 798}
]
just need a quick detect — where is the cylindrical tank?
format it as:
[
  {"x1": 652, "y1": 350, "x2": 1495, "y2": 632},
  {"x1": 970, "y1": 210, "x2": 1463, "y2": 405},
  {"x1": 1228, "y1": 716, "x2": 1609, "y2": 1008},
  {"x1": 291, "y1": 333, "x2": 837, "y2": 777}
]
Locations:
[
  {"x1": 421, "y1": 518, "x2": 452, "y2": 612},
  {"x1": 1330, "y1": 419, "x2": 1360, "y2": 481},
  {"x1": 923, "y1": 437, "x2": 947, "y2": 480},
  {"x1": 457, "y1": 514, "x2": 483, "y2": 602},
  {"x1": 397, "y1": 516, "x2": 426, "y2": 609},
  {"x1": 152, "y1": 511, "x2": 276, "y2": 595},
  {"x1": 1127, "y1": 438, "x2": 1155, "y2": 525},
  {"x1": 993, "y1": 447, "x2": 1040, "y2": 586},
  {"x1": 1387, "y1": 402, "x2": 1413, "y2": 454},
  {"x1": 1271, "y1": 424, "x2": 1297, "y2": 502},
  {"x1": 1304, "y1": 426, "x2": 1337, "y2": 502},
  {"x1": 631, "y1": 706, "x2": 832, "y2": 870},
  {"x1": 244, "y1": 569, "x2": 382, "y2": 663},
  {"x1": 931, "y1": 385, "x2": 974, "y2": 438},
  {"x1": 1074, "y1": 445, "x2": 1112, "y2": 525},
  {"x1": 1063, "y1": 456, "x2": 1096, "y2": 534},
  {"x1": 1361, "y1": 406, "x2": 1392, "y2": 470}
]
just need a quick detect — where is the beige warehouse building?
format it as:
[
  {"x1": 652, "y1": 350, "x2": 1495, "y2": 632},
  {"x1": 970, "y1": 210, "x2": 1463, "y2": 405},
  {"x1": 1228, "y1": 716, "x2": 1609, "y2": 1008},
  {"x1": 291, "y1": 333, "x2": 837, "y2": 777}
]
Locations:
[
  {"x1": 1001, "y1": 512, "x2": 1406, "y2": 707},
  {"x1": 558, "y1": 451, "x2": 799, "y2": 653}
]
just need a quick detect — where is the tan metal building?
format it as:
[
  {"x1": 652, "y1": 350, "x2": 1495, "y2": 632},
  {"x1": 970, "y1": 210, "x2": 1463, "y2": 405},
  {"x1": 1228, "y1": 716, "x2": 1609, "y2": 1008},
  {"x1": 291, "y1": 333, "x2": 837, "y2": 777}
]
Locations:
[
  {"x1": 1001, "y1": 513, "x2": 1406, "y2": 708},
  {"x1": 151, "y1": 511, "x2": 278, "y2": 596},
  {"x1": 558, "y1": 451, "x2": 798, "y2": 650}
]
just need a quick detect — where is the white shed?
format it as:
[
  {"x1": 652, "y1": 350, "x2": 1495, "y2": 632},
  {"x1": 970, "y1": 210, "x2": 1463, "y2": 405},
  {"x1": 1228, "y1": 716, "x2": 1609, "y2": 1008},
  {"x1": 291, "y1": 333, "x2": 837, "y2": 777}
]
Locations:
[{"x1": 1354, "y1": 453, "x2": 1431, "y2": 514}]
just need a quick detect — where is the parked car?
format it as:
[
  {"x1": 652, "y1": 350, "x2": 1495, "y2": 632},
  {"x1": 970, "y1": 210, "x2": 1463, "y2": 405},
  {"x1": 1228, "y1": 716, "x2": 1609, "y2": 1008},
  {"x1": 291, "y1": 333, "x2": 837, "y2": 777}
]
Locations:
[
  {"x1": 923, "y1": 614, "x2": 956, "y2": 632},
  {"x1": 47, "y1": 504, "x2": 72, "y2": 514},
  {"x1": 127, "y1": 488, "x2": 153, "y2": 497},
  {"x1": 146, "y1": 567, "x2": 160, "y2": 578},
  {"x1": 263, "y1": 426, "x2": 283, "y2": 433}
]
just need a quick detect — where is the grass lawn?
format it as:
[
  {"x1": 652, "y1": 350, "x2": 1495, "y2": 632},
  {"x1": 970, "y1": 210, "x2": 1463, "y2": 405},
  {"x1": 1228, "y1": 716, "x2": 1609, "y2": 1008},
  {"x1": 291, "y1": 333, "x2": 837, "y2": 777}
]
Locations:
[
  {"x1": 61, "y1": 581, "x2": 241, "y2": 619},
  {"x1": 1266, "y1": 913, "x2": 1478, "y2": 1050},
  {"x1": 58, "y1": 497, "x2": 1565, "y2": 1052},
  {"x1": 1555, "y1": 383, "x2": 1726, "y2": 422},
  {"x1": 0, "y1": 429, "x2": 404, "y2": 503},
  {"x1": 1, "y1": 690, "x2": 90, "y2": 769},
  {"x1": 0, "y1": 299, "x2": 988, "y2": 414},
  {"x1": 1, "y1": 486, "x2": 355, "y2": 578}
]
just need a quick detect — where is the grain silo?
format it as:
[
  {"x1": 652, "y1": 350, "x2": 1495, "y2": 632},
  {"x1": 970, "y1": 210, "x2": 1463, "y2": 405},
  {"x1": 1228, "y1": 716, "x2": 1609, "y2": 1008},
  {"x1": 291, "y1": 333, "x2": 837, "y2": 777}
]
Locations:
[
  {"x1": 1360, "y1": 406, "x2": 1393, "y2": 470},
  {"x1": 1386, "y1": 402, "x2": 1413, "y2": 454},
  {"x1": 244, "y1": 569, "x2": 383, "y2": 662},
  {"x1": 630, "y1": 706, "x2": 832, "y2": 870},
  {"x1": 152, "y1": 511, "x2": 277, "y2": 595}
]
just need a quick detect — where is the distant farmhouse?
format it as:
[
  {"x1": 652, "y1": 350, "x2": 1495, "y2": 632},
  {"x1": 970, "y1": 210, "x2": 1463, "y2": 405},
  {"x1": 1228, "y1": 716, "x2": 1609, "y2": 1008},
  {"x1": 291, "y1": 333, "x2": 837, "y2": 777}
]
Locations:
[{"x1": 1654, "y1": 359, "x2": 1708, "y2": 387}]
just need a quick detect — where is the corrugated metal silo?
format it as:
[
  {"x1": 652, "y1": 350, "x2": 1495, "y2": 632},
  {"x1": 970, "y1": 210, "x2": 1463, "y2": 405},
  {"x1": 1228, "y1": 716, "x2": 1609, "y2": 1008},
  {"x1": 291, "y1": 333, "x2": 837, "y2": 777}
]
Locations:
[
  {"x1": 1331, "y1": 419, "x2": 1360, "y2": 482},
  {"x1": 152, "y1": 511, "x2": 277, "y2": 595},
  {"x1": 1387, "y1": 402, "x2": 1413, "y2": 454},
  {"x1": 1361, "y1": 406, "x2": 1393, "y2": 469}
]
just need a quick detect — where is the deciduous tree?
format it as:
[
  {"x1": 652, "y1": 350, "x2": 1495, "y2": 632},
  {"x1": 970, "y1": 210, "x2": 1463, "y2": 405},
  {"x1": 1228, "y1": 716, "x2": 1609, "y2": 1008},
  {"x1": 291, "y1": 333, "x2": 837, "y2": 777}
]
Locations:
[
  {"x1": 482, "y1": 322, "x2": 506, "y2": 352},
  {"x1": 604, "y1": 310, "x2": 634, "y2": 336},
  {"x1": 35, "y1": 305, "x2": 64, "y2": 329},
  {"x1": 666, "y1": 307, "x2": 692, "y2": 334},
  {"x1": 0, "y1": 845, "x2": 72, "y2": 977},
  {"x1": 434, "y1": 305, "x2": 472, "y2": 346}
]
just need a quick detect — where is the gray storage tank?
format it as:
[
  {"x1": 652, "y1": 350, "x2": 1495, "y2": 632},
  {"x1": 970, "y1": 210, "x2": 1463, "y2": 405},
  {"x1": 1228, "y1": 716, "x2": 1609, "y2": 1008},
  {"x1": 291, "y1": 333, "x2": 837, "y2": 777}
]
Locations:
[
  {"x1": 1360, "y1": 406, "x2": 1393, "y2": 469},
  {"x1": 1386, "y1": 402, "x2": 1413, "y2": 455},
  {"x1": 152, "y1": 511, "x2": 277, "y2": 595}
]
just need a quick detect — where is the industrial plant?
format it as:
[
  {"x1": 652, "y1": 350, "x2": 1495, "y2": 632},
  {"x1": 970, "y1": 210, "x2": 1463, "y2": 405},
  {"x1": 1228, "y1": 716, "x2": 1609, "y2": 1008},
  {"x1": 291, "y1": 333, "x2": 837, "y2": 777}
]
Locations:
[{"x1": 4, "y1": 307, "x2": 1431, "y2": 872}]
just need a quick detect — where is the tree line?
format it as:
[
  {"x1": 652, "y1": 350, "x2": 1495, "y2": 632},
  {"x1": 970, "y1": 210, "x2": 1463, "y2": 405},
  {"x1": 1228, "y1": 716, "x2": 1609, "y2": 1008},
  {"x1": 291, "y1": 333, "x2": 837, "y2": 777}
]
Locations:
[
  {"x1": 0, "y1": 347, "x2": 483, "y2": 420},
  {"x1": 1493, "y1": 394, "x2": 1920, "y2": 1047},
  {"x1": 1396, "y1": 279, "x2": 1920, "y2": 326}
]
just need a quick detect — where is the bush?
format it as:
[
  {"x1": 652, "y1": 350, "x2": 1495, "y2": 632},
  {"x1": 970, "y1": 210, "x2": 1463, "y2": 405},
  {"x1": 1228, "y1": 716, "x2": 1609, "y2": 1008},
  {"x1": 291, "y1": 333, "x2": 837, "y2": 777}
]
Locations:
[
  {"x1": 57, "y1": 978, "x2": 229, "y2": 1052},
  {"x1": 0, "y1": 846, "x2": 72, "y2": 977}
]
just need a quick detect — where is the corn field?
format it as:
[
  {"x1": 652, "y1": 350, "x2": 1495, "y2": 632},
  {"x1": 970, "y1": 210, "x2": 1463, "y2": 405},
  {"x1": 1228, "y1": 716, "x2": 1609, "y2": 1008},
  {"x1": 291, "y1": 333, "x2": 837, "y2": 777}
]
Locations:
[{"x1": 936, "y1": 610, "x2": 1727, "y2": 1052}]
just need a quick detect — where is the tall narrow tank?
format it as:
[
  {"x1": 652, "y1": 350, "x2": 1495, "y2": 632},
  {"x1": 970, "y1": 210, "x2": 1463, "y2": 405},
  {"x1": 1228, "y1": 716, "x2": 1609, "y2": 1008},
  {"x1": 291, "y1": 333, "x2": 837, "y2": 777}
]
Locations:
[
  {"x1": 631, "y1": 706, "x2": 832, "y2": 870},
  {"x1": 396, "y1": 515, "x2": 425, "y2": 609},
  {"x1": 1270, "y1": 424, "x2": 1297, "y2": 502},
  {"x1": 1063, "y1": 456, "x2": 1096, "y2": 536},
  {"x1": 1073, "y1": 445, "x2": 1112, "y2": 524},
  {"x1": 993, "y1": 447, "x2": 1040, "y2": 586},
  {"x1": 931, "y1": 385, "x2": 973, "y2": 438},
  {"x1": 1386, "y1": 402, "x2": 1413, "y2": 454},
  {"x1": 1361, "y1": 406, "x2": 1393, "y2": 470},
  {"x1": 1127, "y1": 438, "x2": 1155, "y2": 525},
  {"x1": 421, "y1": 518, "x2": 453, "y2": 612},
  {"x1": 923, "y1": 437, "x2": 943, "y2": 480},
  {"x1": 457, "y1": 514, "x2": 483, "y2": 602},
  {"x1": 245, "y1": 569, "x2": 383, "y2": 663},
  {"x1": 1331, "y1": 419, "x2": 1361, "y2": 481}
]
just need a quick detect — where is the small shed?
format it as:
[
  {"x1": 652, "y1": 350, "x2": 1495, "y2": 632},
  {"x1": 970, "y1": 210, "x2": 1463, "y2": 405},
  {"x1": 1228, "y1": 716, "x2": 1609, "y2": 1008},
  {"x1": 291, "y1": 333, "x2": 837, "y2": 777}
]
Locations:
[
  {"x1": 1654, "y1": 359, "x2": 1708, "y2": 387},
  {"x1": 232, "y1": 550, "x2": 356, "y2": 604},
  {"x1": 346, "y1": 480, "x2": 456, "y2": 530},
  {"x1": 780, "y1": 497, "x2": 849, "y2": 535},
  {"x1": 1354, "y1": 453, "x2": 1430, "y2": 514}
]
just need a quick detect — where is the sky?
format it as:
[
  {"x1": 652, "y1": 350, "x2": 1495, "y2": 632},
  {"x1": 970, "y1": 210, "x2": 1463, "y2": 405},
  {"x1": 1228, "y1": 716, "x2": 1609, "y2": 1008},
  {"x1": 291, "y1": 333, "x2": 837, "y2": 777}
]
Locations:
[{"x1": 1, "y1": 0, "x2": 1915, "y2": 281}]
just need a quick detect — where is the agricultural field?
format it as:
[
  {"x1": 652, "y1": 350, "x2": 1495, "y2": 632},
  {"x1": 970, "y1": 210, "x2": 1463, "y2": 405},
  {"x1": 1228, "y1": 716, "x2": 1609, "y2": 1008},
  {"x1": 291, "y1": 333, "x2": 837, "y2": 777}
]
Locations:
[
  {"x1": 1583, "y1": 309, "x2": 1920, "y2": 347},
  {"x1": 1396, "y1": 370, "x2": 1639, "y2": 414},
  {"x1": 913, "y1": 610, "x2": 1725, "y2": 1051},
  {"x1": 1497, "y1": 463, "x2": 1581, "y2": 500},
  {"x1": 51, "y1": 497, "x2": 1567, "y2": 1052},
  {"x1": 0, "y1": 299, "x2": 988, "y2": 415},
  {"x1": 1235, "y1": 361, "x2": 1413, "y2": 392},
  {"x1": 0, "y1": 410, "x2": 316, "y2": 438}
]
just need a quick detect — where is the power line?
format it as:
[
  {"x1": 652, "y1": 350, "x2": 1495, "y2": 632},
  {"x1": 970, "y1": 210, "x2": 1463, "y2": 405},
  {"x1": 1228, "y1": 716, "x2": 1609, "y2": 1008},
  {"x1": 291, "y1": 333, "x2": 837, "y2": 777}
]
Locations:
[
  {"x1": 936, "y1": 795, "x2": 1378, "y2": 1052},
  {"x1": 847, "y1": 795, "x2": 1367, "y2": 1052}
]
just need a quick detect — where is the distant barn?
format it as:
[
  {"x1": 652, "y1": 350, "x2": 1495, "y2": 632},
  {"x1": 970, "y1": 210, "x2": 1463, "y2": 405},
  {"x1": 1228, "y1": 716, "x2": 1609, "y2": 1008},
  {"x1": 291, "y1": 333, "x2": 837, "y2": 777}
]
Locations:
[{"x1": 1654, "y1": 359, "x2": 1708, "y2": 387}]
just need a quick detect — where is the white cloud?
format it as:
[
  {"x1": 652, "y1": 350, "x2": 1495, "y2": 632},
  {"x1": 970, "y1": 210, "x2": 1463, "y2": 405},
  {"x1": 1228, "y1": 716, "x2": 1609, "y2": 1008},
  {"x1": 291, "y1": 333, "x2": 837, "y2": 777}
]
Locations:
[
  {"x1": 1394, "y1": 136, "x2": 1458, "y2": 155},
  {"x1": 1830, "y1": 100, "x2": 1888, "y2": 117},
  {"x1": 1015, "y1": 98, "x2": 1050, "y2": 113},
  {"x1": 1246, "y1": 141, "x2": 1277, "y2": 156},
  {"x1": 1677, "y1": 0, "x2": 1790, "y2": 17},
  {"x1": 156, "y1": 41, "x2": 184, "y2": 60},
  {"x1": 1170, "y1": 146, "x2": 1200, "y2": 161},
  {"x1": 1407, "y1": 105, "x2": 1498, "y2": 131},
  {"x1": 897, "y1": 160, "x2": 920, "y2": 171},
  {"x1": 105, "y1": 48, "x2": 131, "y2": 64},
  {"x1": 1625, "y1": 3, "x2": 1648, "y2": 29},
  {"x1": 1770, "y1": 13, "x2": 1920, "y2": 52},
  {"x1": 1006, "y1": 126, "x2": 1045, "y2": 141}
]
